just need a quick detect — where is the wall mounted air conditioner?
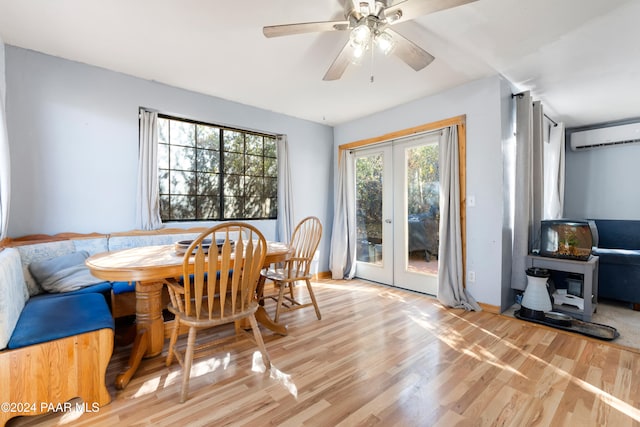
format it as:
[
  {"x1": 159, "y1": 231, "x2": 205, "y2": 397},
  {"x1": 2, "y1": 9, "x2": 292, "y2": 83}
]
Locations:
[{"x1": 570, "y1": 122, "x2": 640, "y2": 151}]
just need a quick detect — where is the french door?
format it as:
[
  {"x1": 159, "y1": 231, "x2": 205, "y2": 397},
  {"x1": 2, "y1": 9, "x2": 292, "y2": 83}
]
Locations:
[
  {"x1": 354, "y1": 146, "x2": 393, "y2": 285},
  {"x1": 355, "y1": 132, "x2": 440, "y2": 295}
]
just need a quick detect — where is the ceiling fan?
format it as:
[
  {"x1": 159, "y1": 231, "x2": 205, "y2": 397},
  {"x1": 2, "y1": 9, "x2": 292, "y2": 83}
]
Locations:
[{"x1": 263, "y1": 0, "x2": 478, "y2": 81}]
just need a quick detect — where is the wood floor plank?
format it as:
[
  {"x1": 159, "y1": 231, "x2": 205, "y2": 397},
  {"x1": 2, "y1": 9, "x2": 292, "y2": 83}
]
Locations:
[{"x1": 7, "y1": 279, "x2": 640, "y2": 426}]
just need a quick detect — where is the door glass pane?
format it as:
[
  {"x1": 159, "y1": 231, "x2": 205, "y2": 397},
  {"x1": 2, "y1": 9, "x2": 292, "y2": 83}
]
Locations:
[
  {"x1": 406, "y1": 144, "x2": 439, "y2": 275},
  {"x1": 356, "y1": 153, "x2": 383, "y2": 265}
]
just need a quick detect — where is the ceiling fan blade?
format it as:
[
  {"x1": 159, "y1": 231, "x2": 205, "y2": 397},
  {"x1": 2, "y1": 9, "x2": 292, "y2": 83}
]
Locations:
[
  {"x1": 384, "y1": 0, "x2": 478, "y2": 25},
  {"x1": 323, "y1": 41, "x2": 355, "y2": 81},
  {"x1": 386, "y1": 29, "x2": 435, "y2": 71},
  {"x1": 263, "y1": 20, "x2": 349, "y2": 38}
]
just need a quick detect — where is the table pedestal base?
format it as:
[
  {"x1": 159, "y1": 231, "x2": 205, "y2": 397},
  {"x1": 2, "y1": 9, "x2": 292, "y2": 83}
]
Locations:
[
  {"x1": 115, "y1": 280, "x2": 164, "y2": 390},
  {"x1": 254, "y1": 275, "x2": 287, "y2": 335},
  {"x1": 115, "y1": 328, "x2": 148, "y2": 390},
  {"x1": 255, "y1": 306, "x2": 287, "y2": 336}
]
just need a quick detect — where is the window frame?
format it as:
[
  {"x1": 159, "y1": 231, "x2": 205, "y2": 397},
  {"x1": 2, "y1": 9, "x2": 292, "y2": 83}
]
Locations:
[{"x1": 157, "y1": 114, "x2": 278, "y2": 222}]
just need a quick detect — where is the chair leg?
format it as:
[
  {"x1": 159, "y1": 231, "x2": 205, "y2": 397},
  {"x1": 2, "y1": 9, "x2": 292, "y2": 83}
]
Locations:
[
  {"x1": 274, "y1": 282, "x2": 286, "y2": 323},
  {"x1": 180, "y1": 326, "x2": 197, "y2": 403},
  {"x1": 166, "y1": 317, "x2": 180, "y2": 367},
  {"x1": 248, "y1": 314, "x2": 271, "y2": 370},
  {"x1": 306, "y1": 279, "x2": 321, "y2": 320}
]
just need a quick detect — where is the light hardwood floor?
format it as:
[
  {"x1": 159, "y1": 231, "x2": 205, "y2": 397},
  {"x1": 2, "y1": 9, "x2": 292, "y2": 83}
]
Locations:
[{"x1": 8, "y1": 279, "x2": 640, "y2": 426}]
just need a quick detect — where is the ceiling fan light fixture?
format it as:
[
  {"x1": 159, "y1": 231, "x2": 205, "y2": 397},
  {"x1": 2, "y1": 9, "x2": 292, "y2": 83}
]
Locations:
[
  {"x1": 375, "y1": 31, "x2": 394, "y2": 55},
  {"x1": 349, "y1": 23, "x2": 371, "y2": 49}
]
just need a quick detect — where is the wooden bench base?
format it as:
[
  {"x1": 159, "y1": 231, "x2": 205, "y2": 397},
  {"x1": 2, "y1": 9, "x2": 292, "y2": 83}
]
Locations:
[{"x1": 0, "y1": 328, "x2": 113, "y2": 426}]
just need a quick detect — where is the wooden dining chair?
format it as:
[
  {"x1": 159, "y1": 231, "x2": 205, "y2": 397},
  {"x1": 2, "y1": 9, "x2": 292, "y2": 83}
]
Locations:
[
  {"x1": 164, "y1": 223, "x2": 270, "y2": 403},
  {"x1": 262, "y1": 216, "x2": 322, "y2": 322}
]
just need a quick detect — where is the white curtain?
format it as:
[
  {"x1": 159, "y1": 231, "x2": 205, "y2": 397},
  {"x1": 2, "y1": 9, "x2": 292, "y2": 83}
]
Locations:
[
  {"x1": 437, "y1": 126, "x2": 481, "y2": 311},
  {"x1": 0, "y1": 38, "x2": 10, "y2": 240},
  {"x1": 543, "y1": 122, "x2": 565, "y2": 219},
  {"x1": 532, "y1": 101, "x2": 544, "y2": 239},
  {"x1": 275, "y1": 134, "x2": 294, "y2": 242},
  {"x1": 329, "y1": 149, "x2": 357, "y2": 279},
  {"x1": 135, "y1": 109, "x2": 162, "y2": 230},
  {"x1": 511, "y1": 93, "x2": 544, "y2": 290}
]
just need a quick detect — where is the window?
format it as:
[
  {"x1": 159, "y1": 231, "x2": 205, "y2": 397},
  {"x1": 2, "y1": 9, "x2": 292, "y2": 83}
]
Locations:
[{"x1": 157, "y1": 115, "x2": 277, "y2": 221}]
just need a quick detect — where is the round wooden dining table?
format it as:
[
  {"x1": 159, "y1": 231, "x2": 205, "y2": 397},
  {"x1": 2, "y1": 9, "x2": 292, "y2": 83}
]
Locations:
[{"x1": 86, "y1": 241, "x2": 291, "y2": 389}]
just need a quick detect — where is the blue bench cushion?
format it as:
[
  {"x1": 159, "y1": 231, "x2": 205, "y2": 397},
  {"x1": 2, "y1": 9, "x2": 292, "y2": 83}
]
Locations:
[
  {"x1": 7, "y1": 293, "x2": 114, "y2": 349},
  {"x1": 112, "y1": 281, "x2": 135, "y2": 295}
]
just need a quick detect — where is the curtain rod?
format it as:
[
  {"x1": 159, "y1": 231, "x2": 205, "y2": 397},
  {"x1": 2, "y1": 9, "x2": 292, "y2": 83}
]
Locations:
[
  {"x1": 511, "y1": 93, "x2": 558, "y2": 127},
  {"x1": 544, "y1": 114, "x2": 558, "y2": 127}
]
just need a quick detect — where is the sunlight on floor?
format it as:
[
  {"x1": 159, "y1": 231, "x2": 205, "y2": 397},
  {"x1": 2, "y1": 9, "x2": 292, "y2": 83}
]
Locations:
[
  {"x1": 124, "y1": 350, "x2": 300, "y2": 404},
  {"x1": 409, "y1": 313, "x2": 527, "y2": 378},
  {"x1": 413, "y1": 307, "x2": 640, "y2": 422},
  {"x1": 252, "y1": 351, "x2": 298, "y2": 397},
  {"x1": 379, "y1": 290, "x2": 407, "y2": 302},
  {"x1": 251, "y1": 350, "x2": 267, "y2": 373},
  {"x1": 314, "y1": 282, "x2": 381, "y2": 293},
  {"x1": 270, "y1": 366, "x2": 298, "y2": 399},
  {"x1": 43, "y1": 398, "x2": 100, "y2": 425},
  {"x1": 57, "y1": 408, "x2": 84, "y2": 425},
  {"x1": 556, "y1": 367, "x2": 640, "y2": 422},
  {"x1": 131, "y1": 353, "x2": 230, "y2": 398},
  {"x1": 190, "y1": 353, "x2": 229, "y2": 377},
  {"x1": 133, "y1": 377, "x2": 161, "y2": 398},
  {"x1": 163, "y1": 370, "x2": 180, "y2": 388}
]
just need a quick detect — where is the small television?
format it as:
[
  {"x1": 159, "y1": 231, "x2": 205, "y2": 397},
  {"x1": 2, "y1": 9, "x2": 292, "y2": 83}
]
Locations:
[{"x1": 539, "y1": 219, "x2": 598, "y2": 261}]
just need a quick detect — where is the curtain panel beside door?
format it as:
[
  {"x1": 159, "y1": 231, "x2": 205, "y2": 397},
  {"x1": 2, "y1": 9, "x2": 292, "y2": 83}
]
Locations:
[
  {"x1": 0, "y1": 38, "x2": 10, "y2": 240},
  {"x1": 329, "y1": 149, "x2": 357, "y2": 279},
  {"x1": 437, "y1": 125, "x2": 480, "y2": 311}
]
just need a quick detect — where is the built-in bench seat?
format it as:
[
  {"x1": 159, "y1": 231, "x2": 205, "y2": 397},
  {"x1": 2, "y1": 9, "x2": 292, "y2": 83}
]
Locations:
[
  {"x1": 0, "y1": 248, "x2": 114, "y2": 426},
  {"x1": 0, "y1": 227, "x2": 210, "y2": 423}
]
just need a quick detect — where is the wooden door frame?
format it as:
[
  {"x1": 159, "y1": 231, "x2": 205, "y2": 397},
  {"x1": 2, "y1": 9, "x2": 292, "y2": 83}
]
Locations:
[{"x1": 338, "y1": 114, "x2": 468, "y2": 286}]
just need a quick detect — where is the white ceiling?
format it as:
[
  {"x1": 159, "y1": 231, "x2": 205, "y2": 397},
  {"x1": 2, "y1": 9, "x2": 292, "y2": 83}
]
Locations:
[{"x1": 0, "y1": 0, "x2": 639, "y2": 127}]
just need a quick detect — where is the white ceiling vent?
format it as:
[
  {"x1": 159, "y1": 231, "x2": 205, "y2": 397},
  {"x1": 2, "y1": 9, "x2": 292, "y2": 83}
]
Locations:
[{"x1": 570, "y1": 122, "x2": 640, "y2": 151}]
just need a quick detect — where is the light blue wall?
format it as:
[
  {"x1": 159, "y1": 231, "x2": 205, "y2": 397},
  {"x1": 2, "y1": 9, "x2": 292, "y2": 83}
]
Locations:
[
  {"x1": 4, "y1": 46, "x2": 334, "y2": 270},
  {"x1": 333, "y1": 75, "x2": 510, "y2": 308},
  {"x1": 564, "y1": 138, "x2": 640, "y2": 220}
]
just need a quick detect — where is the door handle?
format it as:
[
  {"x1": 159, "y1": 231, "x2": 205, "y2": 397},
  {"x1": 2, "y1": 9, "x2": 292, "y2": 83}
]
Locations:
[{"x1": 385, "y1": 219, "x2": 392, "y2": 224}]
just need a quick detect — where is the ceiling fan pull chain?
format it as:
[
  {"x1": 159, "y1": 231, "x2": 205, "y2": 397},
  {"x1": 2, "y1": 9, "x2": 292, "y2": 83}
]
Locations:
[{"x1": 370, "y1": 41, "x2": 375, "y2": 83}]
